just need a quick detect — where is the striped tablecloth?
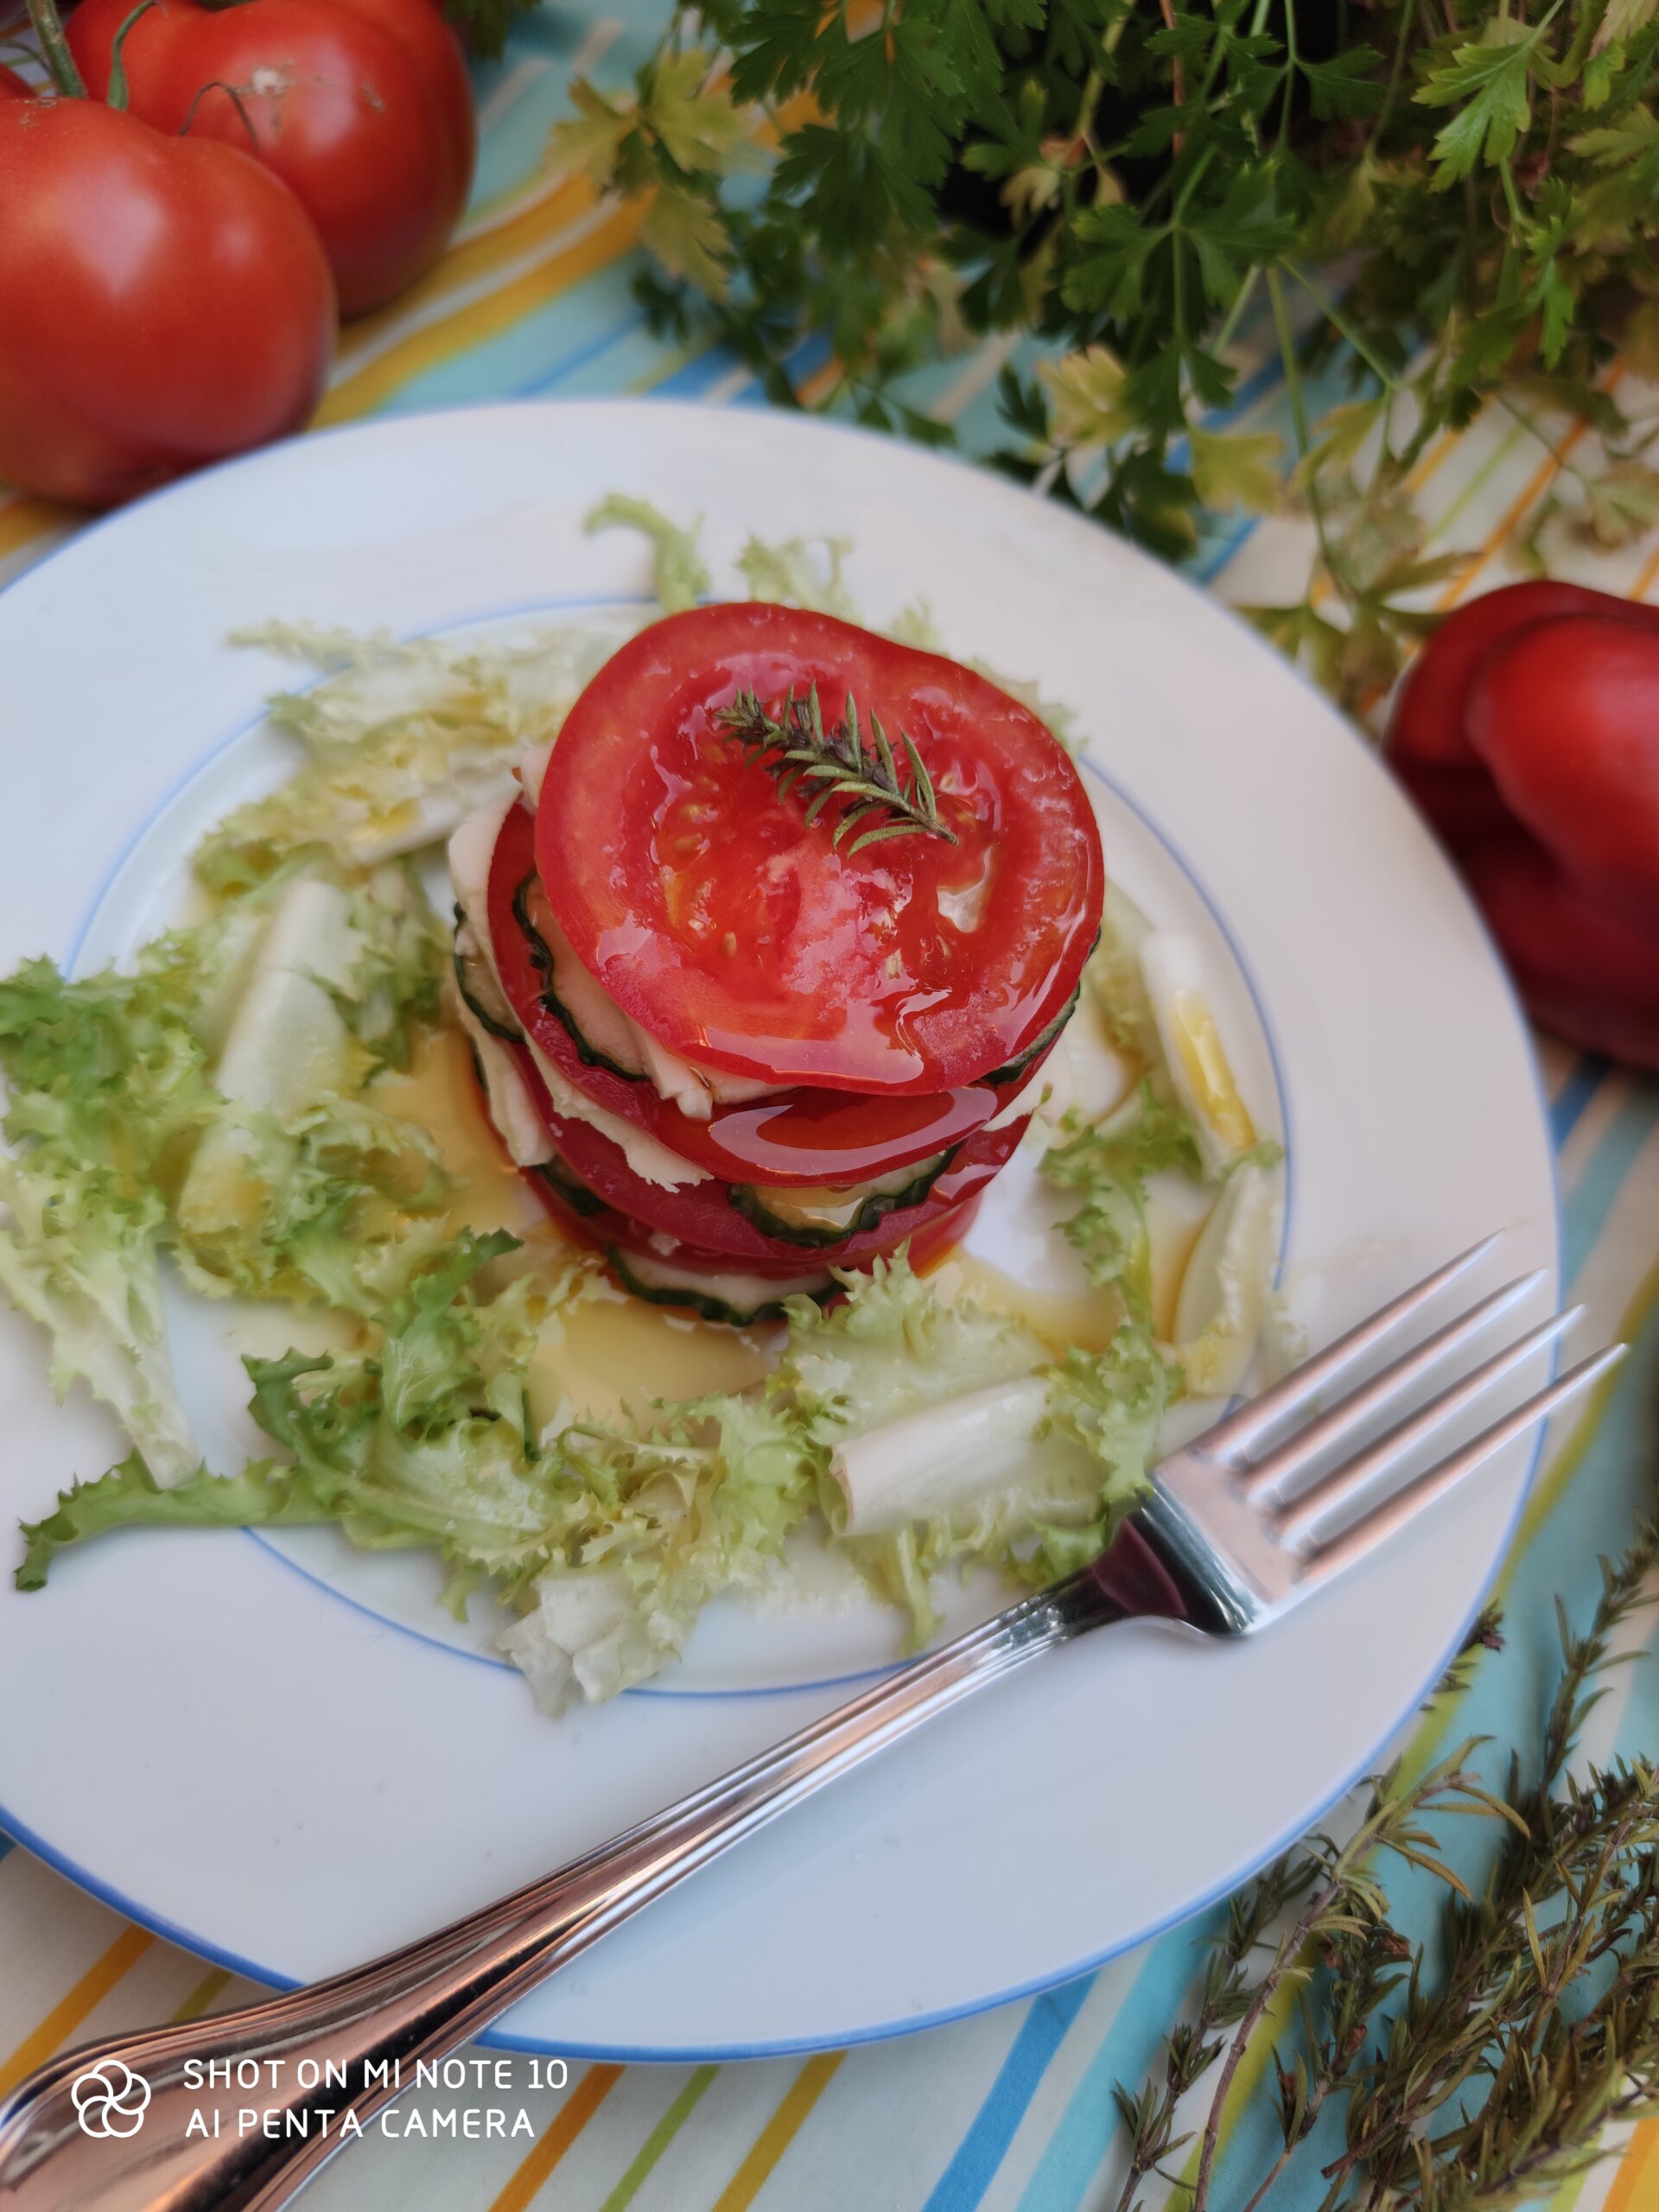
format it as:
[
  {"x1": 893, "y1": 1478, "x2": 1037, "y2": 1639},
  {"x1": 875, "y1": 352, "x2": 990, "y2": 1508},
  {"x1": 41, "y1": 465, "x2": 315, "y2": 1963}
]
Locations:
[{"x1": 2, "y1": 5, "x2": 1656, "y2": 2207}]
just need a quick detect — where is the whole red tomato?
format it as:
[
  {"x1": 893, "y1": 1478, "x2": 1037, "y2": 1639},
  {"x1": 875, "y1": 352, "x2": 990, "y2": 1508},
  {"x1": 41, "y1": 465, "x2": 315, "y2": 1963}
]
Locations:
[
  {"x1": 69, "y1": 0, "x2": 475, "y2": 315},
  {"x1": 0, "y1": 96, "x2": 335, "y2": 506}
]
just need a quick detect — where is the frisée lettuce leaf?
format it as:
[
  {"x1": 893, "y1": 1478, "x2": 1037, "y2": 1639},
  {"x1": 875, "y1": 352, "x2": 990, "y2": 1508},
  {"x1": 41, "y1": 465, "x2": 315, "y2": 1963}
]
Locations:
[
  {"x1": 0, "y1": 858, "x2": 453, "y2": 1481},
  {"x1": 15, "y1": 1245, "x2": 1171, "y2": 1699},
  {"x1": 196, "y1": 623, "x2": 623, "y2": 889}
]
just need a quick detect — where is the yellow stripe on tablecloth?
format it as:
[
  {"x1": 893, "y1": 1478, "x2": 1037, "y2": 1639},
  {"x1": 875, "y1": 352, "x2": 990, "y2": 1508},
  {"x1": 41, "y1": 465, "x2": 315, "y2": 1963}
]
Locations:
[
  {"x1": 170, "y1": 1969, "x2": 233, "y2": 2024},
  {"x1": 0, "y1": 1925, "x2": 151, "y2": 2098},
  {"x1": 486, "y1": 2063, "x2": 623, "y2": 2212},
  {"x1": 330, "y1": 176, "x2": 601, "y2": 378},
  {"x1": 709, "y1": 2053, "x2": 842, "y2": 2212},
  {"x1": 315, "y1": 199, "x2": 645, "y2": 427}
]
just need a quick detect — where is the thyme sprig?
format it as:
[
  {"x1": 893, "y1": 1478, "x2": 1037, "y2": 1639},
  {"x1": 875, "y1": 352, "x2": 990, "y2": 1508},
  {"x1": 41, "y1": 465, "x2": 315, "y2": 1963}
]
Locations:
[
  {"x1": 1110, "y1": 1524, "x2": 1659, "y2": 2210},
  {"x1": 714, "y1": 684, "x2": 957, "y2": 855}
]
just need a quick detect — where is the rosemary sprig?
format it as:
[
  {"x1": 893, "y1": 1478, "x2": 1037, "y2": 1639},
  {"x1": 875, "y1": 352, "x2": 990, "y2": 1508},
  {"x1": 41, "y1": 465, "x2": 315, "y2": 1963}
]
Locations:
[
  {"x1": 713, "y1": 684, "x2": 957, "y2": 856},
  {"x1": 1110, "y1": 1522, "x2": 1659, "y2": 2210}
]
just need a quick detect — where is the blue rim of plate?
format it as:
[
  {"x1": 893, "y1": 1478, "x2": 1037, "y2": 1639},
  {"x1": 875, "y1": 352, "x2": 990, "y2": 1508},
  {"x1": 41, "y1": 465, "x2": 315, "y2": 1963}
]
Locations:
[
  {"x1": 0, "y1": 400, "x2": 1561, "y2": 2057},
  {"x1": 58, "y1": 590, "x2": 1297, "y2": 1703}
]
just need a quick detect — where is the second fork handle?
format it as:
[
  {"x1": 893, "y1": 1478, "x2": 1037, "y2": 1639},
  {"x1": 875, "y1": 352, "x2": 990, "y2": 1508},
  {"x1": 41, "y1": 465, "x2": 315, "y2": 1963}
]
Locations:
[{"x1": 0, "y1": 1527, "x2": 1188, "y2": 2212}]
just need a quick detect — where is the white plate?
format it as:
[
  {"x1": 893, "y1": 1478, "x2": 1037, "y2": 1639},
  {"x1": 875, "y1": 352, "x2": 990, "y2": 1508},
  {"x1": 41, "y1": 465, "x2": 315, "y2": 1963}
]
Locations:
[{"x1": 0, "y1": 403, "x2": 1554, "y2": 2058}]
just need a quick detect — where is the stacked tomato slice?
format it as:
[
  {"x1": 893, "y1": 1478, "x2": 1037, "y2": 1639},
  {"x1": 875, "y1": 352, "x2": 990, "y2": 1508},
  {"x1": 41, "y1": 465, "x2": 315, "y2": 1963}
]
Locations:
[{"x1": 455, "y1": 604, "x2": 1104, "y2": 1323}]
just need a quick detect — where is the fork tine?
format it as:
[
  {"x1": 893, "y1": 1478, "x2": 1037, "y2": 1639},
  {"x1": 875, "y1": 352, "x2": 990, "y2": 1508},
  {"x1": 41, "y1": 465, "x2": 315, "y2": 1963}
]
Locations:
[
  {"x1": 1296, "y1": 1345, "x2": 1627, "y2": 1584},
  {"x1": 1192, "y1": 1233, "x2": 1504, "y2": 1463},
  {"x1": 1271, "y1": 1306, "x2": 1581, "y2": 1548},
  {"x1": 1237, "y1": 1269, "x2": 1547, "y2": 1504}
]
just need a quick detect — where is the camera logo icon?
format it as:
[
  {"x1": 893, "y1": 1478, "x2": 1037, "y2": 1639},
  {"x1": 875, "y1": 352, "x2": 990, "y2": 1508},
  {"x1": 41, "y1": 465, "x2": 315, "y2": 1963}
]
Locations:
[{"x1": 70, "y1": 2060, "x2": 151, "y2": 2139}]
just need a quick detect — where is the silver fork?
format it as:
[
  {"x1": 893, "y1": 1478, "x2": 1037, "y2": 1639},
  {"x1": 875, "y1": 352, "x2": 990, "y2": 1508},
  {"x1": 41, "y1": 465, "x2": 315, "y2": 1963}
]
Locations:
[{"x1": 0, "y1": 1238, "x2": 1622, "y2": 2212}]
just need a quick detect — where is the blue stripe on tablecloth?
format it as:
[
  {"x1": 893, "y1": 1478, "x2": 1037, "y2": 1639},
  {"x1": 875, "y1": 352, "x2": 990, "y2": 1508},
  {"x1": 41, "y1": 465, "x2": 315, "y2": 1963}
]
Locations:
[
  {"x1": 1549, "y1": 1056, "x2": 1606, "y2": 1147},
  {"x1": 1002, "y1": 1923, "x2": 1225, "y2": 2212},
  {"x1": 518, "y1": 309, "x2": 654, "y2": 395},
  {"x1": 0, "y1": 1837, "x2": 12, "y2": 1867},
  {"x1": 653, "y1": 346, "x2": 747, "y2": 400},
  {"x1": 918, "y1": 1977, "x2": 1096, "y2": 2212},
  {"x1": 1564, "y1": 1092, "x2": 1656, "y2": 1287}
]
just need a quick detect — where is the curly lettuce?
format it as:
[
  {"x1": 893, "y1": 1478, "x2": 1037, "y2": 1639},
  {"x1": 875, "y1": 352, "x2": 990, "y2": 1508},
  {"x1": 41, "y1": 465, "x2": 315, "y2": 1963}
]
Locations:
[
  {"x1": 196, "y1": 623, "x2": 621, "y2": 888},
  {"x1": 0, "y1": 858, "x2": 452, "y2": 1482}
]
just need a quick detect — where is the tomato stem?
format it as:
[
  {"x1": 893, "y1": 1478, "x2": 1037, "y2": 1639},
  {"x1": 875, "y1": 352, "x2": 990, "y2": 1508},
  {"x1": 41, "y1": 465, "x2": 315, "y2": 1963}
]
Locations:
[
  {"x1": 23, "y1": 0, "x2": 85, "y2": 97},
  {"x1": 106, "y1": 0, "x2": 156, "y2": 110}
]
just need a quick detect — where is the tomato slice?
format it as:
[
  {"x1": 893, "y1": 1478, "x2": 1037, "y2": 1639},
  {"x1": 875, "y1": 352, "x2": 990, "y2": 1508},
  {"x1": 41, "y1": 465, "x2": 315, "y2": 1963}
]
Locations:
[
  {"x1": 488, "y1": 799, "x2": 1043, "y2": 1185},
  {"x1": 534, "y1": 603, "x2": 1103, "y2": 1094},
  {"x1": 502, "y1": 1028, "x2": 1027, "y2": 1264}
]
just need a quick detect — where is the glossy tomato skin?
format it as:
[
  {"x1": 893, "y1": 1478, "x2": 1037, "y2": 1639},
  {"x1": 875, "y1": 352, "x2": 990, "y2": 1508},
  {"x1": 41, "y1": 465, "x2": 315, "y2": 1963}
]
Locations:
[
  {"x1": 488, "y1": 798, "x2": 1029, "y2": 1186},
  {"x1": 0, "y1": 99, "x2": 334, "y2": 507},
  {"x1": 1459, "y1": 834, "x2": 1659, "y2": 1071},
  {"x1": 537, "y1": 604, "x2": 1105, "y2": 1096},
  {"x1": 69, "y1": 0, "x2": 474, "y2": 315},
  {"x1": 1465, "y1": 615, "x2": 1659, "y2": 934}
]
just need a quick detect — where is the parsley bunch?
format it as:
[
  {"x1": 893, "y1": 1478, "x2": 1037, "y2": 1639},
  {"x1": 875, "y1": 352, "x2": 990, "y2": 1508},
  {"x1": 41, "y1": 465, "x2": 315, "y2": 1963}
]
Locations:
[{"x1": 555, "y1": 1, "x2": 1659, "y2": 707}]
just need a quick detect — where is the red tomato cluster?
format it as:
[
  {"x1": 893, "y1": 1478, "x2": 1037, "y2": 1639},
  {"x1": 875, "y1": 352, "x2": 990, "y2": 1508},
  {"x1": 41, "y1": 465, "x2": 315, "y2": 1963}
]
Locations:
[
  {"x1": 472, "y1": 608, "x2": 1106, "y2": 1317},
  {"x1": 1387, "y1": 583, "x2": 1659, "y2": 1070},
  {"x1": 0, "y1": 0, "x2": 474, "y2": 508}
]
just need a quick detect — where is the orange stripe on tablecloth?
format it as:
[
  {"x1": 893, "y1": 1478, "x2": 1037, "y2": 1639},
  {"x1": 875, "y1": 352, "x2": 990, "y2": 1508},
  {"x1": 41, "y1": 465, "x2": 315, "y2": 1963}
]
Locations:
[
  {"x1": 1602, "y1": 2117, "x2": 1659, "y2": 2212},
  {"x1": 1431, "y1": 391, "x2": 1613, "y2": 613},
  {"x1": 486, "y1": 2063, "x2": 623, "y2": 2212},
  {"x1": 709, "y1": 2053, "x2": 843, "y2": 2212},
  {"x1": 315, "y1": 199, "x2": 646, "y2": 427},
  {"x1": 1628, "y1": 538, "x2": 1659, "y2": 602},
  {"x1": 0, "y1": 497, "x2": 77, "y2": 566},
  {"x1": 0, "y1": 1925, "x2": 153, "y2": 2098},
  {"x1": 1354, "y1": 364, "x2": 1627, "y2": 716}
]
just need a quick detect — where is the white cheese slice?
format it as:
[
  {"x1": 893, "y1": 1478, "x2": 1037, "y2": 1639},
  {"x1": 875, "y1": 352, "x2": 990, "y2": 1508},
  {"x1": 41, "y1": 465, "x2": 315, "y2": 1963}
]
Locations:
[
  {"x1": 518, "y1": 1032, "x2": 709, "y2": 1189},
  {"x1": 984, "y1": 1059, "x2": 1053, "y2": 1133},
  {"x1": 741, "y1": 1150, "x2": 950, "y2": 1234},
  {"x1": 450, "y1": 992, "x2": 554, "y2": 1167},
  {"x1": 617, "y1": 1245, "x2": 832, "y2": 1313},
  {"x1": 448, "y1": 804, "x2": 710, "y2": 1190}
]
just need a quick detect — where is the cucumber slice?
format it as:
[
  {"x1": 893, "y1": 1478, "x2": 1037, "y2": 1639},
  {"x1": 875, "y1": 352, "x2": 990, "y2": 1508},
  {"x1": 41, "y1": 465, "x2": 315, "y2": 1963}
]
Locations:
[
  {"x1": 980, "y1": 981, "x2": 1082, "y2": 1087},
  {"x1": 512, "y1": 873, "x2": 650, "y2": 1086},
  {"x1": 609, "y1": 1246, "x2": 836, "y2": 1327},
  {"x1": 530, "y1": 1156, "x2": 607, "y2": 1218},
  {"x1": 452, "y1": 907, "x2": 522, "y2": 1042},
  {"x1": 727, "y1": 1147, "x2": 957, "y2": 1249}
]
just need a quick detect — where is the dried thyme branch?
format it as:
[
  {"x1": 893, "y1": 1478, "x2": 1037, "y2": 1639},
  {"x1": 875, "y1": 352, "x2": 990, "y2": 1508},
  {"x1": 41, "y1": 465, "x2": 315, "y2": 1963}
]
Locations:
[
  {"x1": 1108, "y1": 1855, "x2": 1319, "y2": 2212},
  {"x1": 1111, "y1": 1596, "x2": 1511, "y2": 2212},
  {"x1": 1187, "y1": 1744, "x2": 1509, "y2": 2211},
  {"x1": 1322, "y1": 1528, "x2": 1659, "y2": 2209},
  {"x1": 1146, "y1": 1527, "x2": 1659, "y2": 2212},
  {"x1": 713, "y1": 685, "x2": 957, "y2": 855}
]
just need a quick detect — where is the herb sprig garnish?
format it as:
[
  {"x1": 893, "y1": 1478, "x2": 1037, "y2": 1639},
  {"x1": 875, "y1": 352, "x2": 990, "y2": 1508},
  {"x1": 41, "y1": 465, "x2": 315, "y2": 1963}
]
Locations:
[
  {"x1": 1107, "y1": 1528, "x2": 1659, "y2": 2211},
  {"x1": 715, "y1": 685, "x2": 957, "y2": 856}
]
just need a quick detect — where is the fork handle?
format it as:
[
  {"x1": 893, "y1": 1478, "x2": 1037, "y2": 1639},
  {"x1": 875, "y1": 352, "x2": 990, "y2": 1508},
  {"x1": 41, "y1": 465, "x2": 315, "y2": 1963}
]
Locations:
[{"x1": 0, "y1": 1523, "x2": 1197, "y2": 2212}]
